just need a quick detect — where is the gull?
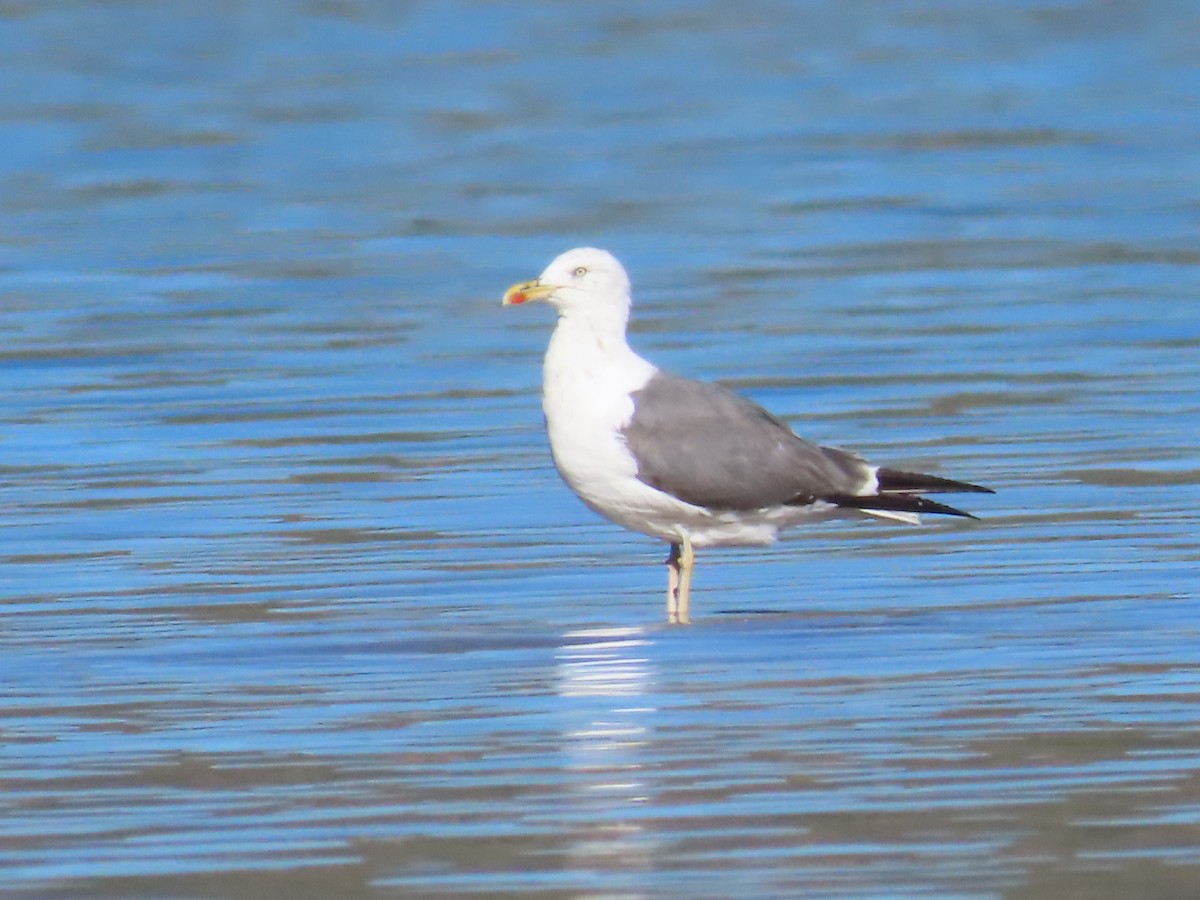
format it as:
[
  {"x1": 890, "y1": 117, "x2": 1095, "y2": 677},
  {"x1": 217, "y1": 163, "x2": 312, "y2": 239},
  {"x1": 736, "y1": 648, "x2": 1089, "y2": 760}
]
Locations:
[{"x1": 502, "y1": 247, "x2": 992, "y2": 623}]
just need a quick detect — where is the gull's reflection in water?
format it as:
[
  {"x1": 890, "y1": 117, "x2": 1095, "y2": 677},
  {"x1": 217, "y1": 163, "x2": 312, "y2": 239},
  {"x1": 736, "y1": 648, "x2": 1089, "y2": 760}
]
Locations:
[{"x1": 555, "y1": 625, "x2": 658, "y2": 891}]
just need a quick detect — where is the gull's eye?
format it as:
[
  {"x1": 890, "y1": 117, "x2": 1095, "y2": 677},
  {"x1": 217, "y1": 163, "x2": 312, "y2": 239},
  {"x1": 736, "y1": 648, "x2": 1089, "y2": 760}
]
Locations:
[{"x1": 572, "y1": 266, "x2": 588, "y2": 277}]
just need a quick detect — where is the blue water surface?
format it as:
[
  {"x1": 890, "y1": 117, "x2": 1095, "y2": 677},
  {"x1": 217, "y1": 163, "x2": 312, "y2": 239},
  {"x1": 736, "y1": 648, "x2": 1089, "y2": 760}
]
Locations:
[{"x1": 1, "y1": 1, "x2": 1198, "y2": 897}]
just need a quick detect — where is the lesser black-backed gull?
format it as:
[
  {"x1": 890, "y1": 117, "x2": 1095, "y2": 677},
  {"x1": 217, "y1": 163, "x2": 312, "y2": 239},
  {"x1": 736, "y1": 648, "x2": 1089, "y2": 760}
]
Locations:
[{"x1": 503, "y1": 247, "x2": 992, "y2": 624}]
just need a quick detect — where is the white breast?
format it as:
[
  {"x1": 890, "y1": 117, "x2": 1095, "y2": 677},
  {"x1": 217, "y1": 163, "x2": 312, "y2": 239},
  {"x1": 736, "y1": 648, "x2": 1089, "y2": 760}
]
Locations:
[{"x1": 541, "y1": 321, "x2": 695, "y2": 539}]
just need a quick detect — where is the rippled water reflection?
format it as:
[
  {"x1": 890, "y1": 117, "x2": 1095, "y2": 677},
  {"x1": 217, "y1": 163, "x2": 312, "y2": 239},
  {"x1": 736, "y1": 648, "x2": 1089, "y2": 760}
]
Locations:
[{"x1": 2, "y1": 0, "x2": 1199, "y2": 897}]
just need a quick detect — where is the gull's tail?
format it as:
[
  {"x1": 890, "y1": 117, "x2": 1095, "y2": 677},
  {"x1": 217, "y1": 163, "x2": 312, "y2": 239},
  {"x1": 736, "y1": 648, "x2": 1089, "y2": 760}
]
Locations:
[{"x1": 831, "y1": 467, "x2": 995, "y2": 523}]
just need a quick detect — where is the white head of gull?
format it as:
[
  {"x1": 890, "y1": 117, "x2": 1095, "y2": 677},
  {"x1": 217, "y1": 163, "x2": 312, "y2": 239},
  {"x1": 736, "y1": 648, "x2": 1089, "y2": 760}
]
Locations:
[{"x1": 503, "y1": 247, "x2": 993, "y2": 624}]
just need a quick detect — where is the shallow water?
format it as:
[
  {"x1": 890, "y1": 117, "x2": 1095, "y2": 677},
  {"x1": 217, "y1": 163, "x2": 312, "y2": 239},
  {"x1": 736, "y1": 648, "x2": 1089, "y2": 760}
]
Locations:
[{"x1": 2, "y1": 1, "x2": 1199, "y2": 897}]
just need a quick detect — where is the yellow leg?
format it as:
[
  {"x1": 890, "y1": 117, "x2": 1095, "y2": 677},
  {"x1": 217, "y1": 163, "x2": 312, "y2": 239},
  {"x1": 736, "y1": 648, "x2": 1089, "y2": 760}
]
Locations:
[
  {"x1": 665, "y1": 537, "x2": 694, "y2": 625},
  {"x1": 676, "y1": 535, "x2": 694, "y2": 625},
  {"x1": 666, "y1": 543, "x2": 681, "y2": 622}
]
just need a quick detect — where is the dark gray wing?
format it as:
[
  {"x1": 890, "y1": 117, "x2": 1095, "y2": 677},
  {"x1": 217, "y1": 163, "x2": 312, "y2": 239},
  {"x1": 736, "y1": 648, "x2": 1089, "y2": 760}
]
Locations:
[{"x1": 621, "y1": 372, "x2": 870, "y2": 510}]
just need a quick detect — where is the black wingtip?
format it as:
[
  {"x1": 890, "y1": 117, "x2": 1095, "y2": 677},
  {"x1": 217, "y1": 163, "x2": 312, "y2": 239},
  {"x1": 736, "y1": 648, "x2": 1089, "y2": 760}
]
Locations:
[
  {"x1": 875, "y1": 467, "x2": 994, "y2": 495},
  {"x1": 829, "y1": 492, "x2": 980, "y2": 519}
]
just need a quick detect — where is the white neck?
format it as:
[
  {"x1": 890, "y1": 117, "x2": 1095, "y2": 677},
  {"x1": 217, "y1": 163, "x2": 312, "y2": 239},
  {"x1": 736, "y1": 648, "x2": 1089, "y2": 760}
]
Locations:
[{"x1": 544, "y1": 312, "x2": 653, "y2": 393}]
